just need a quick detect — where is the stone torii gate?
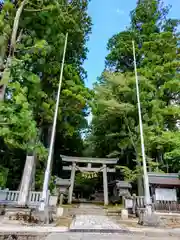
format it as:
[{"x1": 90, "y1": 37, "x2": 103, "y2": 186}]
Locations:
[{"x1": 61, "y1": 155, "x2": 118, "y2": 205}]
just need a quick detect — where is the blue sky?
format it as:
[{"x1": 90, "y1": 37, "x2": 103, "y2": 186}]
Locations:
[{"x1": 84, "y1": 0, "x2": 180, "y2": 89}]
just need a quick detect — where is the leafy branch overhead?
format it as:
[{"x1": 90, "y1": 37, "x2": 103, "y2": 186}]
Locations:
[{"x1": 0, "y1": 0, "x2": 92, "y2": 189}]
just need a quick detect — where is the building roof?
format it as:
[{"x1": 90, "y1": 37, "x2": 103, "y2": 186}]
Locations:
[
  {"x1": 61, "y1": 155, "x2": 118, "y2": 164},
  {"x1": 148, "y1": 172, "x2": 180, "y2": 186}
]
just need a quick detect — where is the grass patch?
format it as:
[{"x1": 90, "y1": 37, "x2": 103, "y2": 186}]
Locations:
[
  {"x1": 94, "y1": 202, "x2": 123, "y2": 209},
  {"x1": 55, "y1": 216, "x2": 73, "y2": 227},
  {"x1": 58, "y1": 204, "x2": 79, "y2": 208},
  {"x1": 103, "y1": 204, "x2": 123, "y2": 209}
]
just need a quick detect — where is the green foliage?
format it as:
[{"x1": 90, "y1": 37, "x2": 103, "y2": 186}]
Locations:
[
  {"x1": 0, "y1": 0, "x2": 92, "y2": 189},
  {"x1": 75, "y1": 172, "x2": 98, "y2": 197},
  {"x1": 116, "y1": 160, "x2": 163, "y2": 183},
  {"x1": 49, "y1": 175, "x2": 56, "y2": 193},
  {"x1": 75, "y1": 172, "x2": 98, "y2": 185},
  {"x1": 86, "y1": 0, "x2": 180, "y2": 177},
  {"x1": 0, "y1": 166, "x2": 8, "y2": 188},
  {"x1": 116, "y1": 165, "x2": 141, "y2": 182}
]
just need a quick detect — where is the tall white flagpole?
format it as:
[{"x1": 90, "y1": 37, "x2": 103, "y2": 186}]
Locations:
[
  {"x1": 132, "y1": 40, "x2": 151, "y2": 208},
  {"x1": 39, "y1": 33, "x2": 68, "y2": 213}
]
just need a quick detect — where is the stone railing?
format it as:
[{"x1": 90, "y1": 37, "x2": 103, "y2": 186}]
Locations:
[
  {"x1": 135, "y1": 196, "x2": 147, "y2": 208},
  {"x1": 6, "y1": 190, "x2": 20, "y2": 202},
  {"x1": 28, "y1": 191, "x2": 42, "y2": 205},
  {"x1": 123, "y1": 195, "x2": 153, "y2": 213},
  {"x1": 154, "y1": 200, "x2": 180, "y2": 213},
  {"x1": 123, "y1": 195, "x2": 180, "y2": 213},
  {"x1": 0, "y1": 190, "x2": 57, "y2": 207},
  {"x1": 0, "y1": 190, "x2": 20, "y2": 203}
]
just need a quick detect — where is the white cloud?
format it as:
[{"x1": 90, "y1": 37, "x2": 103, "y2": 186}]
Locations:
[{"x1": 116, "y1": 8, "x2": 125, "y2": 15}]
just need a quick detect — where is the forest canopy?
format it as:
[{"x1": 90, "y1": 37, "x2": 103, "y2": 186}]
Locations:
[
  {"x1": 86, "y1": 0, "x2": 180, "y2": 183},
  {"x1": 0, "y1": 0, "x2": 92, "y2": 189}
]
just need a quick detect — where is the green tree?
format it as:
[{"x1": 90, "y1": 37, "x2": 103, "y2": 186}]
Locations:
[
  {"x1": 87, "y1": 0, "x2": 180, "y2": 187},
  {"x1": 105, "y1": 0, "x2": 171, "y2": 72},
  {"x1": 0, "y1": 0, "x2": 92, "y2": 189},
  {"x1": 0, "y1": 165, "x2": 8, "y2": 188}
]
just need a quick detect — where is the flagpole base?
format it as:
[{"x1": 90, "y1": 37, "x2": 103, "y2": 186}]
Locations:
[{"x1": 138, "y1": 205, "x2": 160, "y2": 226}]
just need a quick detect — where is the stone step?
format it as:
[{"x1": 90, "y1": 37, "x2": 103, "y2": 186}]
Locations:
[
  {"x1": 69, "y1": 215, "x2": 126, "y2": 233},
  {"x1": 67, "y1": 208, "x2": 106, "y2": 216},
  {"x1": 106, "y1": 211, "x2": 121, "y2": 216}
]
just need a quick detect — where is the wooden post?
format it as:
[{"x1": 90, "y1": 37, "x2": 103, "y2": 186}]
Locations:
[
  {"x1": 103, "y1": 164, "x2": 108, "y2": 205},
  {"x1": 68, "y1": 162, "x2": 76, "y2": 204}
]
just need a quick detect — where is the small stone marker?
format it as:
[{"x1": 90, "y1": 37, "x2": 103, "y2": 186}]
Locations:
[
  {"x1": 56, "y1": 207, "x2": 64, "y2": 217},
  {"x1": 121, "y1": 209, "x2": 128, "y2": 220},
  {"x1": 49, "y1": 195, "x2": 58, "y2": 206},
  {"x1": 142, "y1": 212, "x2": 161, "y2": 226}
]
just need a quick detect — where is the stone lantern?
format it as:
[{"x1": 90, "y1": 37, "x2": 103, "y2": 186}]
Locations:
[{"x1": 55, "y1": 177, "x2": 71, "y2": 205}]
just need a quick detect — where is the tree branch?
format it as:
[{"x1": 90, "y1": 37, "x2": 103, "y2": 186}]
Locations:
[
  {"x1": 124, "y1": 114, "x2": 138, "y2": 155},
  {"x1": 9, "y1": 0, "x2": 28, "y2": 57},
  {"x1": 24, "y1": 7, "x2": 54, "y2": 12},
  {"x1": 0, "y1": 0, "x2": 28, "y2": 101}
]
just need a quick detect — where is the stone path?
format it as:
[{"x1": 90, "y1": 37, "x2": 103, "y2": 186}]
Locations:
[
  {"x1": 0, "y1": 225, "x2": 68, "y2": 233},
  {"x1": 69, "y1": 204, "x2": 126, "y2": 233},
  {"x1": 46, "y1": 232, "x2": 180, "y2": 240},
  {"x1": 70, "y1": 215, "x2": 125, "y2": 232}
]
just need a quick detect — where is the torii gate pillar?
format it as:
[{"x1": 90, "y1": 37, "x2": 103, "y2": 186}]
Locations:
[
  {"x1": 68, "y1": 162, "x2": 76, "y2": 204},
  {"x1": 103, "y1": 164, "x2": 108, "y2": 205}
]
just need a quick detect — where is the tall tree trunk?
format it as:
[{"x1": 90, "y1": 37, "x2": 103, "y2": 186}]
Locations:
[
  {"x1": 30, "y1": 154, "x2": 36, "y2": 191},
  {"x1": 47, "y1": 124, "x2": 54, "y2": 181},
  {"x1": 0, "y1": 0, "x2": 28, "y2": 100},
  {"x1": 137, "y1": 176, "x2": 144, "y2": 196},
  {"x1": 137, "y1": 158, "x2": 144, "y2": 196},
  {"x1": 1, "y1": 1, "x2": 37, "y2": 204}
]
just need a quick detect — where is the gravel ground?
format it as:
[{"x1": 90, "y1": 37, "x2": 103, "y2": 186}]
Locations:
[{"x1": 0, "y1": 233, "x2": 48, "y2": 240}]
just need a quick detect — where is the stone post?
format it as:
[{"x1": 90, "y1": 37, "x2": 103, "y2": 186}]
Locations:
[
  {"x1": 103, "y1": 164, "x2": 108, "y2": 205},
  {"x1": 68, "y1": 162, "x2": 76, "y2": 204},
  {"x1": 60, "y1": 193, "x2": 64, "y2": 205},
  {"x1": 30, "y1": 159, "x2": 36, "y2": 190},
  {"x1": 18, "y1": 155, "x2": 35, "y2": 206},
  {"x1": 132, "y1": 194, "x2": 137, "y2": 214}
]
